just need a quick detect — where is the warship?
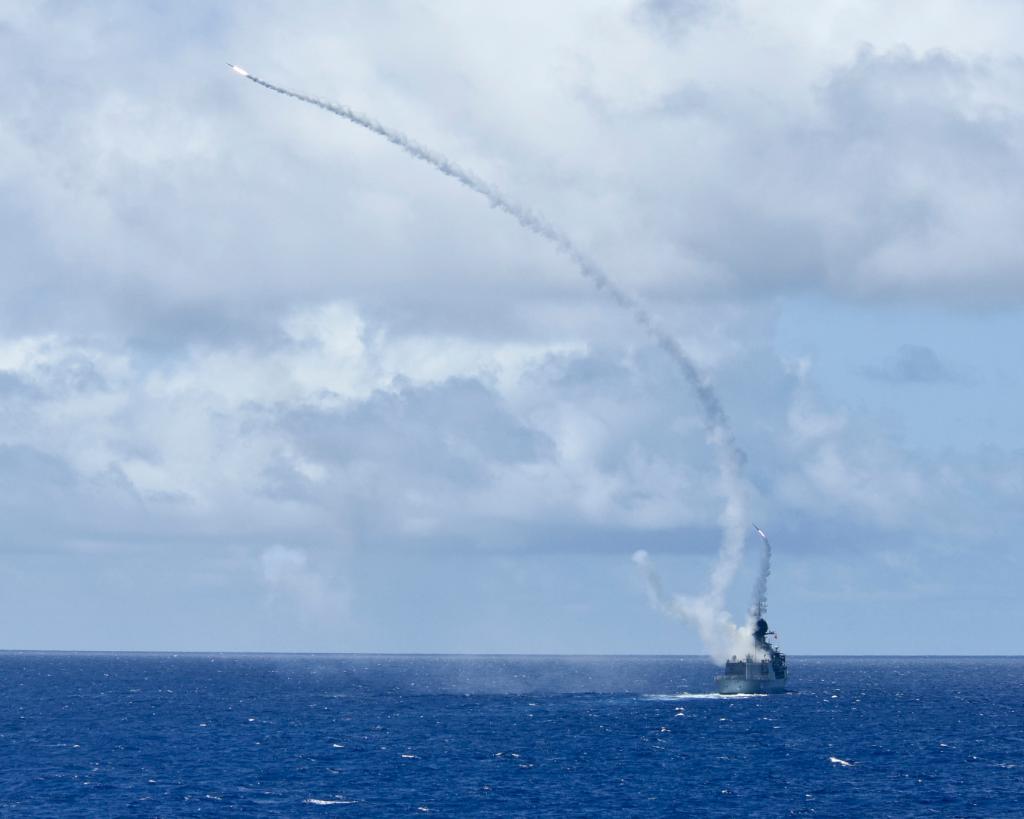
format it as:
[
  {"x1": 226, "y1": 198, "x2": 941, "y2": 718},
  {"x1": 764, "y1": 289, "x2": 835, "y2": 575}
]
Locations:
[
  {"x1": 715, "y1": 524, "x2": 787, "y2": 694},
  {"x1": 715, "y1": 616, "x2": 787, "y2": 694}
]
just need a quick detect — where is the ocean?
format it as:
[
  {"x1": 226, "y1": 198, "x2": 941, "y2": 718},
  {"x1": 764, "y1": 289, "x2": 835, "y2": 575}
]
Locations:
[{"x1": 0, "y1": 654, "x2": 1019, "y2": 816}]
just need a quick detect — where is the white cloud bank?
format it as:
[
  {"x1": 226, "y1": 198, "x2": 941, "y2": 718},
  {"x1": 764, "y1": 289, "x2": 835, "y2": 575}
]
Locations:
[{"x1": 0, "y1": 1, "x2": 1021, "y2": 650}]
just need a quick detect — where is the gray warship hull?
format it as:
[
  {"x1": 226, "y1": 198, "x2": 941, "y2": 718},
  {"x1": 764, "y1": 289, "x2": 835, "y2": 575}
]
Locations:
[{"x1": 715, "y1": 672, "x2": 786, "y2": 694}]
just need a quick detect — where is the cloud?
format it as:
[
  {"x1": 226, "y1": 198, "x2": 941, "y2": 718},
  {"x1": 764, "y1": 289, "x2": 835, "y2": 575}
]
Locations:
[
  {"x1": 2, "y1": 2, "x2": 1024, "y2": 356},
  {"x1": 862, "y1": 344, "x2": 958, "y2": 384},
  {"x1": 0, "y1": 301, "x2": 714, "y2": 554},
  {"x1": 0, "y1": 296, "x2": 1012, "y2": 565},
  {"x1": 260, "y1": 544, "x2": 346, "y2": 619}
]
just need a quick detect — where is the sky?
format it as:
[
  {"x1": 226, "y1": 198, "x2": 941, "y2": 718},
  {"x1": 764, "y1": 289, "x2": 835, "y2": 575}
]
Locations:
[{"x1": 1, "y1": 0, "x2": 1022, "y2": 654}]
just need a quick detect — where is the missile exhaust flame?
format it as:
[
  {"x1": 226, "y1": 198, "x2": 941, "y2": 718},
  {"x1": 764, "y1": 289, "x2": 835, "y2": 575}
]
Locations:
[{"x1": 231, "y1": 64, "x2": 753, "y2": 660}]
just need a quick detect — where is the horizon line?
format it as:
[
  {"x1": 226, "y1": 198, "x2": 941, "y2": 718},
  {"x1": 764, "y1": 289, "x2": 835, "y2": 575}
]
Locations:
[{"x1": 0, "y1": 649, "x2": 1021, "y2": 659}]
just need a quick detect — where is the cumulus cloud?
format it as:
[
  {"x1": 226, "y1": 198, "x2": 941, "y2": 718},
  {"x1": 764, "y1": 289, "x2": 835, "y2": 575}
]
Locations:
[
  {"x1": 0, "y1": 295, "x2": 1009, "y2": 561},
  {"x1": 0, "y1": 300, "x2": 724, "y2": 553}
]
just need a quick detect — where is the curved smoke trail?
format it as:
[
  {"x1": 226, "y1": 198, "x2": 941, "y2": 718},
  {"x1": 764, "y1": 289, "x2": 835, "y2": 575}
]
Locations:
[{"x1": 232, "y1": 65, "x2": 751, "y2": 658}]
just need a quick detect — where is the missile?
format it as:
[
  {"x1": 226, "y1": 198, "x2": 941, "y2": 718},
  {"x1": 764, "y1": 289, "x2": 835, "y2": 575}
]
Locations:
[
  {"x1": 752, "y1": 524, "x2": 769, "y2": 540},
  {"x1": 227, "y1": 63, "x2": 250, "y2": 77}
]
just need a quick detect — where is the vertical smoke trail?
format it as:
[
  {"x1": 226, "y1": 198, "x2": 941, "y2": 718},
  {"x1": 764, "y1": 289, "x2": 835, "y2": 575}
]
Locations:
[
  {"x1": 233, "y1": 66, "x2": 750, "y2": 654},
  {"x1": 750, "y1": 525, "x2": 772, "y2": 619}
]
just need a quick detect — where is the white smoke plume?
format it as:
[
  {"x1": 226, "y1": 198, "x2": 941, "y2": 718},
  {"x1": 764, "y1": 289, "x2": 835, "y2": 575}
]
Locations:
[
  {"x1": 632, "y1": 550, "x2": 753, "y2": 663},
  {"x1": 750, "y1": 525, "x2": 772, "y2": 620},
  {"x1": 235, "y1": 67, "x2": 750, "y2": 655}
]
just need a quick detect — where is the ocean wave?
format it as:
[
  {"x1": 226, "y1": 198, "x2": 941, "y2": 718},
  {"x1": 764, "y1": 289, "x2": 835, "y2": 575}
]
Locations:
[
  {"x1": 303, "y1": 798, "x2": 358, "y2": 805},
  {"x1": 643, "y1": 692, "x2": 767, "y2": 701}
]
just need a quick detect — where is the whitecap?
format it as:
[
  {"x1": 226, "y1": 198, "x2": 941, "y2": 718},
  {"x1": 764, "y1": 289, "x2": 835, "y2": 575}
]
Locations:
[
  {"x1": 643, "y1": 693, "x2": 766, "y2": 701},
  {"x1": 829, "y1": 756, "x2": 855, "y2": 767},
  {"x1": 304, "y1": 798, "x2": 358, "y2": 805}
]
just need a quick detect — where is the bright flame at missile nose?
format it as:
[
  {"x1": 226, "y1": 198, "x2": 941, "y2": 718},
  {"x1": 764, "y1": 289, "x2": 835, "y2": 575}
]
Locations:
[{"x1": 227, "y1": 63, "x2": 249, "y2": 77}]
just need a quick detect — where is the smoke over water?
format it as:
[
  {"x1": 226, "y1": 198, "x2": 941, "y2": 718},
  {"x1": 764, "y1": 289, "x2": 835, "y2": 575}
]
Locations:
[{"x1": 234, "y1": 66, "x2": 752, "y2": 659}]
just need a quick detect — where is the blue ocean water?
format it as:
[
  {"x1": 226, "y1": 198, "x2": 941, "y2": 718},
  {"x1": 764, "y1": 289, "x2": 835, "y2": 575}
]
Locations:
[{"x1": 0, "y1": 654, "x2": 1020, "y2": 816}]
